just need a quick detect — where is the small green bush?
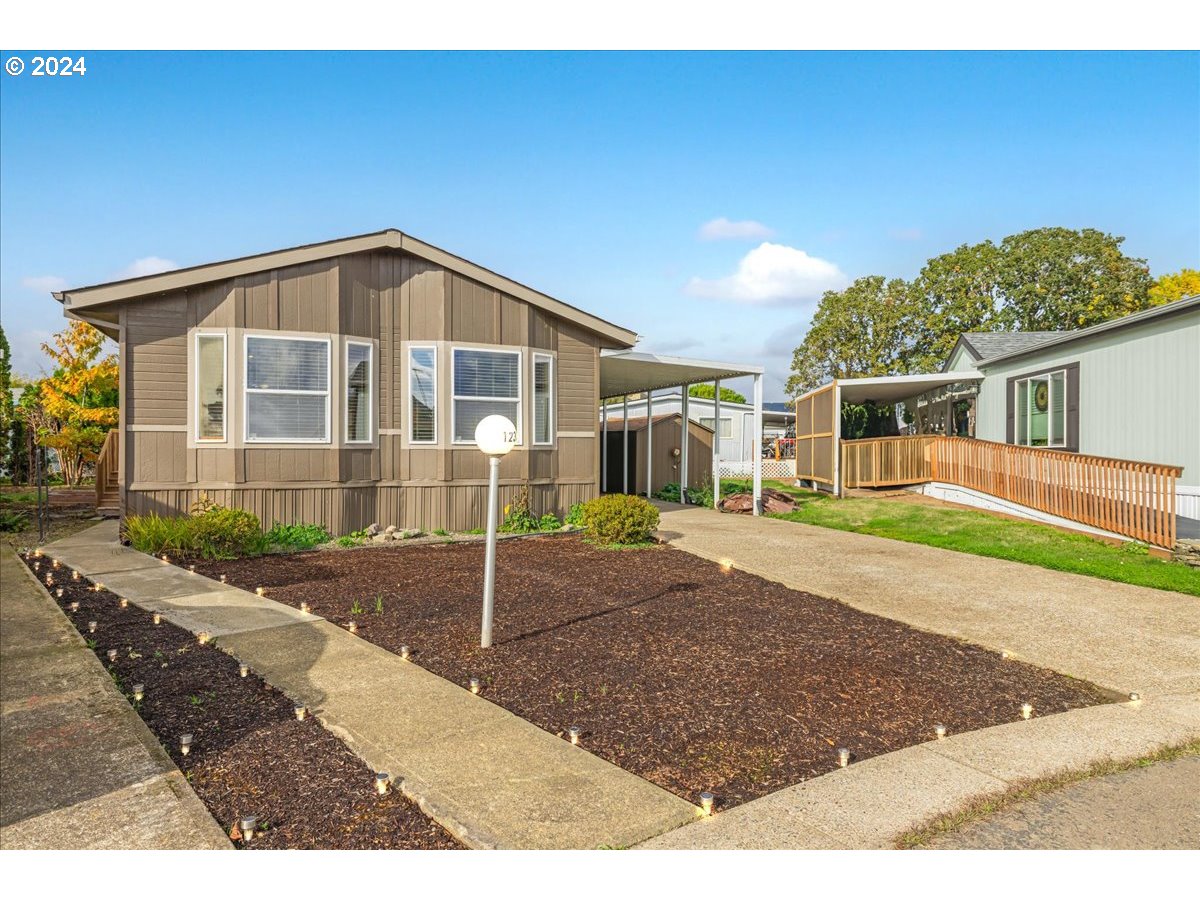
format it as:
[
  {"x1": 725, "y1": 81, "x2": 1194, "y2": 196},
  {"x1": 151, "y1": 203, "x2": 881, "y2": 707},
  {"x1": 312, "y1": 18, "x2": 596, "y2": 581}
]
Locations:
[
  {"x1": 336, "y1": 528, "x2": 370, "y2": 547},
  {"x1": 191, "y1": 506, "x2": 264, "y2": 558},
  {"x1": 654, "y1": 480, "x2": 713, "y2": 506},
  {"x1": 653, "y1": 482, "x2": 684, "y2": 503},
  {"x1": 538, "y1": 513, "x2": 562, "y2": 531},
  {"x1": 580, "y1": 495, "x2": 660, "y2": 546},
  {"x1": 125, "y1": 513, "x2": 196, "y2": 555},
  {"x1": 565, "y1": 502, "x2": 586, "y2": 527},
  {"x1": 0, "y1": 508, "x2": 30, "y2": 532},
  {"x1": 265, "y1": 522, "x2": 331, "y2": 551}
]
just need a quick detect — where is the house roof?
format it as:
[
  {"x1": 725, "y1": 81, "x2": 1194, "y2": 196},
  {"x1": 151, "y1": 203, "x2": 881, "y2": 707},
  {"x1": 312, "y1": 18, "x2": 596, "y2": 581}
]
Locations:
[
  {"x1": 53, "y1": 229, "x2": 639, "y2": 348},
  {"x1": 957, "y1": 331, "x2": 1064, "y2": 362},
  {"x1": 796, "y1": 371, "x2": 983, "y2": 406},
  {"x1": 599, "y1": 350, "x2": 763, "y2": 397},
  {"x1": 602, "y1": 413, "x2": 714, "y2": 434},
  {"x1": 972, "y1": 294, "x2": 1200, "y2": 367}
]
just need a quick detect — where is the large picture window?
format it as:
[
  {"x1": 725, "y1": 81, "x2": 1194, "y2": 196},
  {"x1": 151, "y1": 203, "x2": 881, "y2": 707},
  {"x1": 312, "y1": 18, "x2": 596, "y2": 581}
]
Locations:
[
  {"x1": 195, "y1": 333, "x2": 226, "y2": 442},
  {"x1": 345, "y1": 341, "x2": 373, "y2": 443},
  {"x1": 452, "y1": 347, "x2": 520, "y2": 444},
  {"x1": 1014, "y1": 369, "x2": 1066, "y2": 448},
  {"x1": 532, "y1": 352, "x2": 553, "y2": 445},
  {"x1": 409, "y1": 346, "x2": 437, "y2": 444},
  {"x1": 244, "y1": 335, "x2": 330, "y2": 443},
  {"x1": 699, "y1": 416, "x2": 734, "y2": 438}
]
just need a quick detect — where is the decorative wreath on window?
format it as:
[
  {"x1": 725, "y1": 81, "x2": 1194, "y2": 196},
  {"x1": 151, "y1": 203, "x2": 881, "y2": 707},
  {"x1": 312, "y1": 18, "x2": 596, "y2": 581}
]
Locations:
[{"x1": 1034, "y1": 382, "x2": 1049, "y2": 412}]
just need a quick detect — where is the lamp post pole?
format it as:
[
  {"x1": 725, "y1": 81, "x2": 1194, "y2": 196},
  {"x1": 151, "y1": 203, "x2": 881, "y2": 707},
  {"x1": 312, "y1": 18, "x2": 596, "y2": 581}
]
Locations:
[
  {"x1": 475, "y1": 414, "x2": 516, "y2": 649},
  {"x1": 481, "y1": 455, "x2": 500, "y2": 648}
]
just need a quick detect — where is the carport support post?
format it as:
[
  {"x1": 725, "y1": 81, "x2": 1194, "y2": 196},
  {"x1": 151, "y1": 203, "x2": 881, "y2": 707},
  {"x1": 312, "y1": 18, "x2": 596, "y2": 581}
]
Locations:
[
  {"x1": 601, "y1": 400, "x2": 608, "y2": 493},
  {"x1": 752, "y1": 373, "x2": 763, "y2": 516},
  {"x1": 680, "y1": 384, "x2": 689, "y2": 503},
  {"x1": 645, "y1": 390, "x2": 653, "y2": 499},
  {"x1": 712, "y1": 378, "x2": 721, "y2": 509},
  {"x1": 622, "y1": 395, "x2": 629, "y2": 494}
]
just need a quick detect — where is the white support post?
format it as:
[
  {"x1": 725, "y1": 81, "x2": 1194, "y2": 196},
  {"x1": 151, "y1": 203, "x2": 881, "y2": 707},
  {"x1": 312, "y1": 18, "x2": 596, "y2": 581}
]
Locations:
[
  {"x1": 712, "y1": 378, "x2": 721, "y2": 509},
  {"x1": 601, "y1": 400, "x2": 608, "y2": 493},
  {"x1": 752, "y1": 373, "x2": 763, "y2": 516},
  {"x1": 680, "y1": 384, "x2": 689, "y2": 503},
  {"x1": 645, "y1": 390, "x2": 654, "y2": 499},
  {"x1": 622, "y1": 395, "x2": 629, "y2": 494}
]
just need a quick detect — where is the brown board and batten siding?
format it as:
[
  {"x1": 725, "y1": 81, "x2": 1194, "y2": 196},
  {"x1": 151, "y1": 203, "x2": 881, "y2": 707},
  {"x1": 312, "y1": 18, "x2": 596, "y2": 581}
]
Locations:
[{"x1": 120, "y1": 247, "x2": 608, "y2": 533}]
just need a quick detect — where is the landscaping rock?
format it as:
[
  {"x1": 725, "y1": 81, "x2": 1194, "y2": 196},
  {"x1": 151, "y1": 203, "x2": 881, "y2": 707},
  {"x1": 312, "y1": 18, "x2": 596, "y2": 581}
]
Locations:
[
  {"x1": 718, "y1": 488, "x2": 797, "y2": 514},
  {"x1": 372, "y1": 532, "x2": 393, "y2": 543},
  {"x1": 366, "y1": 523, "x2": 381, "y2": 536},
  {"x1": 384, "y1": 525, "x2": 398, "y2": 535},
  {"x1": 1171, "y1": 539, "x2": 1200, "y2": 568},
  {"x1": 400, "y1": 529, "x2": 422, "y2": 539}
]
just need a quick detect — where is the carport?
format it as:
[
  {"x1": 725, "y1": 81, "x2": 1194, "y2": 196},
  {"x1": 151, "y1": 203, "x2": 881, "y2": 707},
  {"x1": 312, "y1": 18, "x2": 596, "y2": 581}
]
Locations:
[
  {"x1": 794, "y1": 372, "x2": 983, "y2": 495},
  {"x1": 599, "y1": 350, "x2": 765, "y2": 514}
]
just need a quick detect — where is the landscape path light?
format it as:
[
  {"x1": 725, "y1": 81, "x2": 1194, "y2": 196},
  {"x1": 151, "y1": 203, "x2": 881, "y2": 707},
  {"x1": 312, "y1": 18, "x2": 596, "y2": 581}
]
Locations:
[
  {"x1": 474, "y1": 414, "x2": 516, "y2": 649},
  {"x1": 57, "y1": 589, "x2": 65, "y2": 599},
  {"x1": 699, "y1": 792, "x2": 714, "y2": 816},
  {"x1": 153, "y1": 612, "x2": 162, "y2": 625},
  {"x1": 88, "y1": 621, "x2": 97, "y2": 634},
  {"x1": 239, "y1": 815, "x2": 257, "y2": 841},
  {"x1": 180, "y1": 734, "x2": 193, "y2": 756},
  {"x1": 399, "y1": 645, "x2": 411, "y2": 660},
  {"x1": 375, "y1": 773, "x2": 390, "y2": 796},
  {"x1": 1021, "y1": 703, "x2": 1034, "y2": 720},
  {"x1": 935, "y1": 724, "x2": 947, "y2": 740},
  {"x1": 567, "y1": 726, "x2": 582, "y2": 745},
  {"x1": 469, "y1": 677, "x2": 482, "y2": 695},
  {"x1": 132, "y1": 684, "x2": 144, "y2": 702},
  {"x1": 239, "y1": 662, "x2": 250, "y2": 678},
  {"x1": 837, "y1": 748, "x2": 851, "y2": 767},
  {"x1": 107, "y1": 649, "x2": 118, "y2": 662}
]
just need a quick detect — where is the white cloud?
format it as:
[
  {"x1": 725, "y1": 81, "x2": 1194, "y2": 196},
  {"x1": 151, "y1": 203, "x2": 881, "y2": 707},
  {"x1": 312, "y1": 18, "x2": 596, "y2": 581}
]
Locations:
[
  {"x1": 697, "y1": 217, "x2": 775, "y2": 241},
  {"x1": 8, "y1": 329, "x2": 54, "y2": 378},
  {"x1": 116, "y1": 256, "x2": 178, "y2": 280},
  {"x1": 21, "y1": 275, "x2": 67, "y2": 293},
  {"x1": 685, "y1": 242, "x2": 848, "y2": 306}
]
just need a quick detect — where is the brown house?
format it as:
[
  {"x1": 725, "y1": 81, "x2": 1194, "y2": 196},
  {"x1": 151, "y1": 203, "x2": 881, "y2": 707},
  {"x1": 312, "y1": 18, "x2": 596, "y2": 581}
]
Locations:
[{"x1": 58, "y1": 229, "x2": 768, "y2": 533}]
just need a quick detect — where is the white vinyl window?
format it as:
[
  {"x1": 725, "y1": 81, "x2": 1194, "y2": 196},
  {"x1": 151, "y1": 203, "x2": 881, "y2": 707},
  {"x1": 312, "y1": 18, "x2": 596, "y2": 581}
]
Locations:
[
  {"x1": 194, "y1": 333, "x2": 226, "y2": 442},
  {"x1": 452, "y1": 347, "x2": 521, "y2": 444},
  {"x1": 532, "y1": 352, "x2": 554, "y2": 445},
  {"x1": 345, "y1": 341, "x2": 373, "y2": 443},
  {"x1": 1014, "y1": 370, "x2": 1066, "y2": 448},
  {"x1": 408, "y1": 346, "x2": 437, "y2": 444},
  {"x1": 700, "y1": 416, "x2": 734, "y2": 438},
  {"x1": 244, "y1": 334, "x2": 331, "y2": 443}
]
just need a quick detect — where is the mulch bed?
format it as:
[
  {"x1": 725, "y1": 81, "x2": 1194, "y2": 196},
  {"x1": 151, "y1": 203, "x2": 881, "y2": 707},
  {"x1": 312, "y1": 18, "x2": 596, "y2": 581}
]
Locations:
[
  {"x1": 19, "y1": 553, "x2": 460, "y2": 850},
  {"x1": 188, "y1": 537, "x2": 1115, "y2": 810}
]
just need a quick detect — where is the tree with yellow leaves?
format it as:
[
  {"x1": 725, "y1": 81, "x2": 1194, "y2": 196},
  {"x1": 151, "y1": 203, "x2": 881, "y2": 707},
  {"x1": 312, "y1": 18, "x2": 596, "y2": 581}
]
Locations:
[
  {"x1": 1148, "y1": 268, "x2": 1200, "y2": 307},
  {"x1": 20, "y1": 321, "x2": 118, "y2": 485}
]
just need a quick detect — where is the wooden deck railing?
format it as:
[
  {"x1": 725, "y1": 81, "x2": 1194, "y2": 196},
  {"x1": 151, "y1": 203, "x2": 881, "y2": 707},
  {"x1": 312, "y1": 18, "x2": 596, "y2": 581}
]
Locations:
[
  {"x1": 95, "y1": 429, "x2": 119, "y2": 508},
  {"x1": 841, "y1": 435, "x2": 1182, "y2": 548}
]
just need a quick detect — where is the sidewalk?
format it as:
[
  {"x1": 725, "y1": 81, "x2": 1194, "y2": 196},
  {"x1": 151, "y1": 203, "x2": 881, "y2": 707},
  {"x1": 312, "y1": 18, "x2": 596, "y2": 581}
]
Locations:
[
  {"x1": 0, "y1": 545, "x2": 229, "y2": 850},
  {"x1": 637, "y1": 506, "x2": 1200, "y2": 849},
  {"x1": 43, "y1": 523, "x2": 695, "y2": 850}
]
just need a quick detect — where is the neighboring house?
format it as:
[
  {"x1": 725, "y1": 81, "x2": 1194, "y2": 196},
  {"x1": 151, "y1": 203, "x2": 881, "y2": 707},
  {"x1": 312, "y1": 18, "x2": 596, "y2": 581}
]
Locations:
[
  {"x1": 55, "y1": 230, "x2": 769, "y2": 532},
  {"x1": 604, "y1": 392, "x2": 794, "y2": 463},
  {"x1": 793, "y1": 295, "x2": 1199, "y2": 546},
  {"x1": 600, "y1": 413, "x2": 714, "y2": 496}
]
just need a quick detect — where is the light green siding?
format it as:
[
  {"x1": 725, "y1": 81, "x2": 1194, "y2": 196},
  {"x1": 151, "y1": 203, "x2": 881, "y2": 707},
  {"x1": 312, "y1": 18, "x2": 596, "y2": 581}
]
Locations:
[
  {"x1": 945, "y1": 344, "x2": 978, "y2": 373},
  {"x1": 975, "y1": 306, "x2": 1200, "y2": 489}
]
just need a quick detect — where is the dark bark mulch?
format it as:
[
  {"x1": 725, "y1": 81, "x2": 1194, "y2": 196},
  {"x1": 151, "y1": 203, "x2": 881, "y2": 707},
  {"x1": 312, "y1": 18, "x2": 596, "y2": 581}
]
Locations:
[
  {"x1": 21, "y1": 554, "x2": 460, "y2": 850},
  {"x1": 189, "y1": 537, "x2": 1115, "y2": 810}
]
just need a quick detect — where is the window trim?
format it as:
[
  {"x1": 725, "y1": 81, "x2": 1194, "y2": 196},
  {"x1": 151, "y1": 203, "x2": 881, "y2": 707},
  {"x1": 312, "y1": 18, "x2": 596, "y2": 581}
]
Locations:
[
  {"x1": 699, "y1": 415, "x2": 734, "y2": 439},
  {"x1": 193, "y1": 331, "x2": 227, "y2": 443},
  {"x1": 407, "y1": 344, "x2": 438, "y2": 445},
  {"x1": 344, "y1": 340, "x2": 374, "y2": 445},
  {"x1": 532, "y1": 351, "x2": 554, "y2": 446},
  {"x1": 450, "y1": 345, "x2": 523, "y2": 446},
  {"x1": 243, "y1": 332, "x2": 332, "y2": 445},
  {"x1": 1013, "y1": 368, "x2": 1067, "y2": 449}
]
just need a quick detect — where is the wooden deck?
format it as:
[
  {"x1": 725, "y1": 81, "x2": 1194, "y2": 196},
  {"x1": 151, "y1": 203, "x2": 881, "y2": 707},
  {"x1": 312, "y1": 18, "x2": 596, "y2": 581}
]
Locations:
[{"x1": 840, "y1": 435, "x2": 1182, "y2": 549}]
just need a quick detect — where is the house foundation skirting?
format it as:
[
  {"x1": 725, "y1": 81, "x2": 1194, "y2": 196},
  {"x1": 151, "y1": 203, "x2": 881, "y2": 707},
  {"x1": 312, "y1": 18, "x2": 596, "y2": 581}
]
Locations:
[{"x1": 124, "y1": 482, "x2": 598, "y2": 535}]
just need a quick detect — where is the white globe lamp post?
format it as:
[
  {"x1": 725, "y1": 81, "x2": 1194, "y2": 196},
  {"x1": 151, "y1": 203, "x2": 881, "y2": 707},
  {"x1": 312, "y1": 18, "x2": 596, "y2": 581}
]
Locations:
[{"x1": 475, "y1": 414, "x2": 516, "y2": 648}]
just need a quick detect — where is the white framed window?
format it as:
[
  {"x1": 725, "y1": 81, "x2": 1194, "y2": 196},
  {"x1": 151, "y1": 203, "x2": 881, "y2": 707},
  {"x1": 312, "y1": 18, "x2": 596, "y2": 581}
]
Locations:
[
  {"x1": 451, "y1": 347, "x2": 521, "y2": 444},
  {"x1": 1013, "y1": 370, "x2": 1066, "y2": 448},
  {"x1": 532, "y1": 352, "x2": 554, "y2": 445},
  {"x1": 244, "y1": 334, "x2": 331, "y2": 443},
  {"x1": 408, "y1": 345, "x2": 437, "y2": 444},
  {"x1": 700, "y1": 416, "x2": 734, "y2": 439},
  {"x1": 345, "y1": 341, "x2": 373, "y2": 443},
  {"x1": 194, "y1": 332, "x2": 226, "y2": 442}
]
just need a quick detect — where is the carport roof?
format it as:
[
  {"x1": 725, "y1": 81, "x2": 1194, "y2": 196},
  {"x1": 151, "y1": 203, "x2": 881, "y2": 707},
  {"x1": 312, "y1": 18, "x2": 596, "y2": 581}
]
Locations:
[
  {"x1": 799, "y1": 372, "x2": 983, "y2": 406},
  {"x1": 599, "y1": 350, "x2": 763, "y2": 398}
]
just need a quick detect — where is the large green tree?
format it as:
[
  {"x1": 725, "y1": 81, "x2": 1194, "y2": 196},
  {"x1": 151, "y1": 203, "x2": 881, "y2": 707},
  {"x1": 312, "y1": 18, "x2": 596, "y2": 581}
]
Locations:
[
  {"x1": 1147, "y1": 268, "x2": 1200, "y2": 306},
  {"x1": 687, "y1": 383, "x2": 746, "y2": 404},
  {"x1": 785, "y1": 276, "x2": 913, "y2": 396}
]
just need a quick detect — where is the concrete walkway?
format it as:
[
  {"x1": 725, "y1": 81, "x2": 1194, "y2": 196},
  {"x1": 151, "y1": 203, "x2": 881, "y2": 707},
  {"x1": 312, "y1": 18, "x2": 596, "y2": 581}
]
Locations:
[
  {"x1": 0, "y1": 545, "x2": 229, "y2": 850},
  {"x1": 637, "y1": 506, "x2": 1200, "y2": 849},
  {"x1": 929, "y1": 753, "x2": 1200, "y2": 849},
  {"x1": 43, "y1": 523, "x2": 695, "y2": 850}
]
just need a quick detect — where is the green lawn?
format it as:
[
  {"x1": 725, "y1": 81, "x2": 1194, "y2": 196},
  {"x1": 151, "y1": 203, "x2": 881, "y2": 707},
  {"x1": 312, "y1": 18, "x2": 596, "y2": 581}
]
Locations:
[{"x1": 720, "y1": 478, "x2": 1200, "y2": 597}]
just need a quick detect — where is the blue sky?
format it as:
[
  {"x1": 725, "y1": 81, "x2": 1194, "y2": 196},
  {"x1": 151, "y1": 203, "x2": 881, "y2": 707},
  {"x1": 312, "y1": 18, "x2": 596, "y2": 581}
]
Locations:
[{"x1": 2, "y1": 50, "x2": 1197, "y2": 398}]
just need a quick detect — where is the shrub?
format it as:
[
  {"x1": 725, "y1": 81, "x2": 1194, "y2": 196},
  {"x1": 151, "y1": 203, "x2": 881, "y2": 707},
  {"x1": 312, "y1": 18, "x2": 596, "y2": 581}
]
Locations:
[
  {"x1": 580, "y1": 494, "x2": 660, "y2": 546},
  {"x1": 0, "y1": 508, "x2": 29, "y2": 532},
  {"x1": 336, "y1": 528, "x2": 370, "y2": 547},
  {"x1": 500, "y1": 485, "x2": 540, "y2": 533},
  {"x1": 125, "y1": 512, "x2": 196, "y2": 555},
  {"x1": 565, "y1": 502, "x2": 586, "y2": 527},
  {"x1": 538, "y1": 513, "x2": 562, "y2": 531},
  {"x1": 265, "y1": 522, "x2": 331, "y2": 551},
  {"x1": 191, "y1": 506, "x2": 264, "y2": 558},
  {"x1": 653, "y1": 482, "x2": 683, "y2": 503}
]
